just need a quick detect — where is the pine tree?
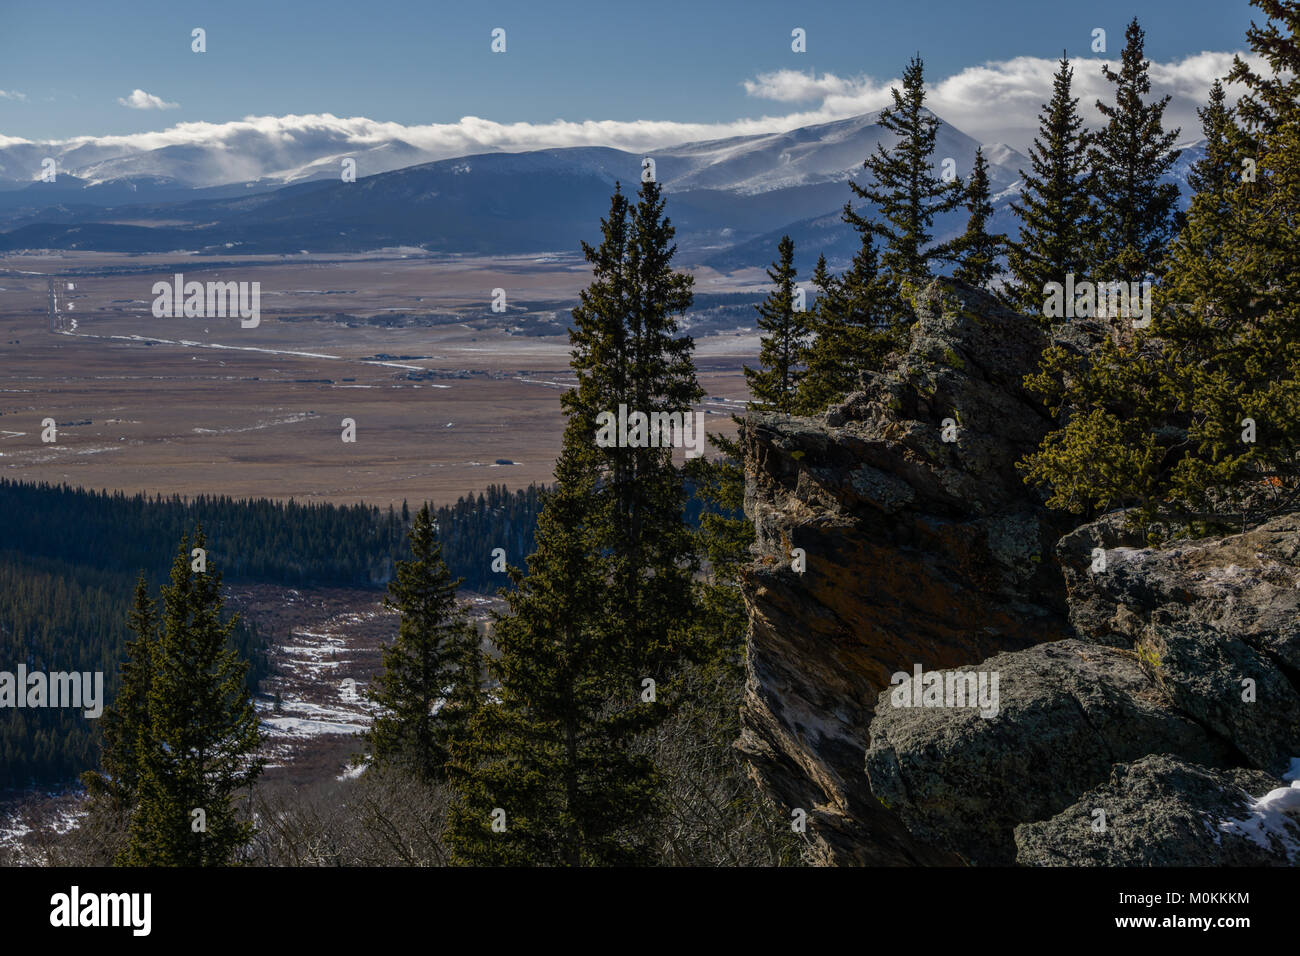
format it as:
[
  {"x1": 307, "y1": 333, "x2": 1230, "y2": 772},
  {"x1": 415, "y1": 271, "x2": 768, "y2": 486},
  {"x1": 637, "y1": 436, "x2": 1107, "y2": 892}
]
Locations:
[
  {"x1": 949, "y1": 147, "x2": 1009, "y2": 292},
  {"x1": 120, "y1": 528, "x2": 263, "y2": 866},
  {"x1": 1008, "y1": 54, "x2": 1094, "y2": 317},
  {"x1": 448, "y1": 179, "x2": 701, "y2": 864},
  {"x1": 446, "y1": 440, "x2": 658, "y2": 865},
  {"x1": 366, "y1": 503, "x2": 479, "y2": 784},
  {"x1": 1087, "y1": 18, "x2": 1182, "y2": 286},
  {"x1": 852, "y1": 54, "x2": 964, "y2": 283},
  {"x1": 795, "y1": 53, "x2": 953, "y2": 415},
  {"x1": 1156, "y1": 79, "x2": 1247, "y2": 373},
  {"x1": 745, "y1": 235, "x2": 810, "y2": 412}
]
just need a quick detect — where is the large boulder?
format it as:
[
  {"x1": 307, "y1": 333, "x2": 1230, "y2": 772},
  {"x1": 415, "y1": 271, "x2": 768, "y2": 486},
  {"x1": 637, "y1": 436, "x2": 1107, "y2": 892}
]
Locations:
[
  {"x1": 862, "y1": 515, "x2": 1300, "y2": 864},
  {"x1": 864, "y1": 640, "x2": 1233, "y2": 864}
]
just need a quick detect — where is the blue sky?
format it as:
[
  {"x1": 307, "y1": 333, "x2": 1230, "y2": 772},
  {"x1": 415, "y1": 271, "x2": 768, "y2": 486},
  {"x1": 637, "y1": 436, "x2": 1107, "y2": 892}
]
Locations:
[{"x1": 0, "y1": 0, "x2": 1260, "y2": 148}]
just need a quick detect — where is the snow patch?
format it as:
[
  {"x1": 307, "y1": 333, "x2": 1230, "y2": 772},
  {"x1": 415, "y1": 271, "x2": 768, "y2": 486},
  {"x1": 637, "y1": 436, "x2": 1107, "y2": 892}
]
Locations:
[{"x1": 1219, "y1": 776, "x2": 1300, "y2": 860}]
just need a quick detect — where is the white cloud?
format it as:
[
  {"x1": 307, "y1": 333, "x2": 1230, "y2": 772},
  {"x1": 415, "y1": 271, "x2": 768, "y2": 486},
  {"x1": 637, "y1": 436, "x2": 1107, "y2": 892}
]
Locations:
[
  {"x1": 741, "y1": 71, "x2": 881, "y2": 103},
  {"x1": 0, "y1": 51, "x2": 1267, "y2": 187},
  {"x1": 117, "y1": 89, "x2": 179, "y2": 111},
  {"x1": 0, "y1": 90, "x2": 27, "y2": 101},
  {"x1": 740, "y1": 52, "x2": 1263, "y2": 150}
]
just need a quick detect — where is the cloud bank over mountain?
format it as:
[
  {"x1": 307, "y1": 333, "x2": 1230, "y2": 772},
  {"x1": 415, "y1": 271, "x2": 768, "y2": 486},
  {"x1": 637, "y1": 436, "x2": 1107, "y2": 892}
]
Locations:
[{"x1": 0, "y1": 51, "x2": 1256, "y2": 189}]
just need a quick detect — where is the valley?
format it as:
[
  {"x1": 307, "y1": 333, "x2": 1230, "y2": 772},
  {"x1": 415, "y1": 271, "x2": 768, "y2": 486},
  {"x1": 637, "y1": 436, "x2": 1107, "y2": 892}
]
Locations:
[{"x1": 0, "y1": 251, "x2": 759, "y2": 507}]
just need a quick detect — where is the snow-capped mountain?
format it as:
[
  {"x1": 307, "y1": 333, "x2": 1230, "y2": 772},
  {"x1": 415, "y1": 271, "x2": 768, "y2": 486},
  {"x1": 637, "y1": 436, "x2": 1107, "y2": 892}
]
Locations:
[
  {"x1": 0, "y1": 111, "x2": 1201, "y2": 270},
  {"x1": 0, "y1": 109, "x2": 1018, "y2": 198}
]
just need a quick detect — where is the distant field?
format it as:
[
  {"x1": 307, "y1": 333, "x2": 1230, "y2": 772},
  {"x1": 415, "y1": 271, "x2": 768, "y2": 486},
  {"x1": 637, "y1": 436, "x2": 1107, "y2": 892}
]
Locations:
[{"x1": 0, "y1": 252, "x2": 760, "y2": 506}]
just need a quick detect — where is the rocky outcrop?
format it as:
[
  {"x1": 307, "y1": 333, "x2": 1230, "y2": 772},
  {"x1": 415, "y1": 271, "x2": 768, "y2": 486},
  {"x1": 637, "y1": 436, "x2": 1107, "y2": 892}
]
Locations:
[
  {"x1": 738, "y1": 279, "x2": 1072, "y2": 865},
  {"x1": 739, "y1": 277, "x2": 1300, "y2": 866}
]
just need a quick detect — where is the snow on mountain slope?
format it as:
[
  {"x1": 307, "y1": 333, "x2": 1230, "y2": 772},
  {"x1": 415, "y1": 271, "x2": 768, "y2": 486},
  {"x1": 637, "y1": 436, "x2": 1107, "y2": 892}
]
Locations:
[
  {"x1": 0, "y1": 109, "x2": 1204, "y2": 270},
  {"x1": 0, "y1": 110, "x2": 1029, "y2": 200}
]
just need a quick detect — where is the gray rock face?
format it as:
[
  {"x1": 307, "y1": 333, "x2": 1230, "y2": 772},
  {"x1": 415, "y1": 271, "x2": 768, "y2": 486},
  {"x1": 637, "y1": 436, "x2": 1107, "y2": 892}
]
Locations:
[
  {"x1": 865, "y1": 640, "x2": 1235, "y2": 864},
  {"x1": 1015, "y1": 754, "x2": 1300, "y2": 866},
  {"x1": 739, "y1": 277, "x2": 1300, "y2": 866},
  {"x1": 738, "y1": 279, "x2": 1073, "y2": 865},
  {"x1": 864, "y1": 516, "x2": 1300, "y2": 864}
]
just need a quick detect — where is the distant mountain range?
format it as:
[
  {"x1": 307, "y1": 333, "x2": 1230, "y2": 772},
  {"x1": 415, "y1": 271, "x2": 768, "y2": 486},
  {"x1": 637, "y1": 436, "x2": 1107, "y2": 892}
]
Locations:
[{"x1": 0, "y1": 111, "x2": 1204, "y2": 272}]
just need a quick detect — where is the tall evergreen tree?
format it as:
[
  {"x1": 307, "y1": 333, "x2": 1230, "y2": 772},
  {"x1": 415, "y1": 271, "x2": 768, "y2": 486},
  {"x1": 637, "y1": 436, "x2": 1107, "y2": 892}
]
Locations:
[
  {"x1": 852, "y1": 54, "x2": 964, "y2": 283},
  {"x1": 447, "y1": 440, "x2": 658, "y2": 865},
  {"x1": 745, "y1": 235, "x2": 810, "y2": 412},
  {"x1": 120, "y1": 528, "x2": 263, "y2": 866},
  {"x1": 581, "y1": 178, "x2": 702, "y2": 680},
  {"x1": 1229, "y1": 0, "x2": 1300, "y2": 137},
  {"x1": 448, "y1": 179, "x2": 701, "y2": 864},
  {"x1": 949, "y1": 147, "x2": 1009, "y2": 292},
  {"x1": 795, "y1": 53, "x2": 954, "y2": 415},
  {"x1": 1008, "y1": 54, "x2": 1094, "y2": 317},
  {"x1": 1087, "y1": 18, "x2": 1182, "y2": 286},
  {"x1": 367, "y1": 503, "x2": 480, "y2": 784}
]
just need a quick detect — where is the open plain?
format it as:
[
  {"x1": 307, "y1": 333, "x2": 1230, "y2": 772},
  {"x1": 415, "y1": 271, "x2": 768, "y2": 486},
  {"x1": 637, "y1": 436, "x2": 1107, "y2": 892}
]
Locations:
[{"x1": 0, "y1": 251, "x2": 761, "y2": 507}]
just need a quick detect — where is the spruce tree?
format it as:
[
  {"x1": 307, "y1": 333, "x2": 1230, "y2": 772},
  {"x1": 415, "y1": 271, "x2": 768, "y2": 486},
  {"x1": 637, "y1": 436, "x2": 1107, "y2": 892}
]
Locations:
[
  {"x1": 120, "y1": 528, "x2": 263, "y2": 866},
  {"x1": 745, "y1": 235, "x2": 810, "y2": 413},
  {"x1": 448, "y1": 179, "x2": 701, "y2": 864},
  {"x1": 852, "y1": 54, "x2": 964, "y2": 283},
  {"x1": 949, "y1": 147, "x2": 1008, "y2": 293},
  {"x1": 1008, "y1": 54, "x2": 1094, "y2": 317},
  {"x1": 1087, "y1": 18, "x2": 1182, "y2": 286},
  {"x1": 796, "y1": 53, "x2": 953, "y2": 415},
  {"x1": 579, "y1": 178, "x2": 702, "y2": 680},
  {"x1": 1021, "y1": 1, "x2": 1300, "y2": 532},
  {"x1": 367, "y1": 503, "x2": 480, "y2": 784},
  {"x1": 446, "y1": 439, "x2": 658, "y2": 865}
]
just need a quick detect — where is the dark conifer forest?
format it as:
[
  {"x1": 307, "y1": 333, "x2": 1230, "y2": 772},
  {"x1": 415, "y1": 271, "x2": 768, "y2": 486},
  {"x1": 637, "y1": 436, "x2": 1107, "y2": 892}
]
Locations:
[{"x1": 0, "y1": 479, "x2": 546, "y2": 789}]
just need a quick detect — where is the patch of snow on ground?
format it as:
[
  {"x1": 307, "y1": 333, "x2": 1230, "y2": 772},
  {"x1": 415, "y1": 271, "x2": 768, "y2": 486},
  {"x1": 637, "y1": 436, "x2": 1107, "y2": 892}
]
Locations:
[
  {"x1": 338, "y1": 761, "x2": 369, "y2": 781},
  {"x1": 1219, "y1": 775, "x2": 1300, "y2": 860},
  {"x1": 260, "y1": 713, "x2": 368, "y2": 737}
]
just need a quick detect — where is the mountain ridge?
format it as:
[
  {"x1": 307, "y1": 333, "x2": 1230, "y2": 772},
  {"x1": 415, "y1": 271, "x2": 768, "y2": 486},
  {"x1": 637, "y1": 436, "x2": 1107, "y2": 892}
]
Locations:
[{"x1": 0, "y1": 110, "x2": 1202, "y2": 272}]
